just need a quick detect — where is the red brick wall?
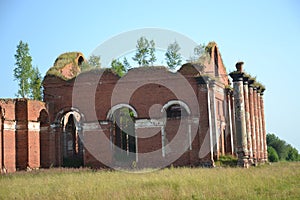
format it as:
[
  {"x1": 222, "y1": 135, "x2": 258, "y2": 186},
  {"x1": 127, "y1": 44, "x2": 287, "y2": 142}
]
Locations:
[{"x1": 0, "y1": 99, "x2": 47, "y2": 172}]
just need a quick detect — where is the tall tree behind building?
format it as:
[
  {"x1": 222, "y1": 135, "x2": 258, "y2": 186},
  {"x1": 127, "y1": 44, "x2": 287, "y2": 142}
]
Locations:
[
  {"x1": 13, "y1": 40, "x2": 42, "y2": 100},
  {"x1": 132, "y1": 37, "x2": 150, "y2": 66},
  {"x1": 165, "y1": 41, "x2": 182, "y2": 69}
]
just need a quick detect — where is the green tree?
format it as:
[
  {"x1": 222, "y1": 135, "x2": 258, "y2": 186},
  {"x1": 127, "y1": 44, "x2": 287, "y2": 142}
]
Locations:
[
  {"x1": 14, "y1": 40, "x2": 33, "y2": 98},
  {"x1": 267, "y1": 133, "x2": 288, "y2": 160},
  {"x1": 267, "y1": 146, "x2": 279, "y2": 162},
  {"x1": 286, "y1": 145, "x2": 299, "y2": 161},
  {"x1": 111, "y1": 59, "x2": 126, "y2": 77},
  {"x1": 88, "y1": 54, "x2": 101, "y2": 68},
  {"x1": 132, "y1": 36, "x2": 150, "y2": 66},
  {"x1": 80, "y1": 55, "x2": 101, "y2": 72},
  {"x1": 149, "y1": 40, "x2": 157, "y2": 66},
  {"x1": 30, "y1": 67, "x2": 42, "y2": 100},
  {"x1": 165, "y1": 41, "x2": 182, "y2": 69},
  {"x1": 194, "y1": 43, "x2": 205, "y2": 57},
  {"x1": 123, "y1": 57, "x2": 131, "y2": 69},
  {"x1": 14, "y1": 40, "x2": 42, "y2": 100}
]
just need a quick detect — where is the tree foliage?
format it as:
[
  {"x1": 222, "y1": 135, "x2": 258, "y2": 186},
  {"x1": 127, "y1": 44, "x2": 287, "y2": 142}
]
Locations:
[
  {"x1": 149, "y1": 40, "x2": 157, "y2": 66},
  {"x1": 111, "y1": 59, "x2": 126, "y2": 77},
  {"x1": 123, "y1": 57, "x2": 131, "y2": 69},
  {"x1": 267, "y1": 133, "x2": 299, "y2": 161},
  {"x1": 13, "y1": 40, "x2": 42, "y2": 100},
  {"x1": 88, "y1": 55, "x2": 101, "y2": 68},
  {"x1": 80, "y1": 55, "x2": 101, "y2": 72},
  {"x1": 267, "y1": 146, "x2": 279, "y2": 162},
  {"x1": 14, "y1": 41, "x2": 33, "y2": 98},
  {"x1": 30, "y1": 67, "x2": 42, "y2": 100},
  {"x1": 132, "y1": 37, "x2": 156, "y2": 67},
  {"x1": 286, "y1": 145, "x2": 299, "y2": 161},
  {"x1": 165, "y1": 41, "x2": 182, "y2": 69}
]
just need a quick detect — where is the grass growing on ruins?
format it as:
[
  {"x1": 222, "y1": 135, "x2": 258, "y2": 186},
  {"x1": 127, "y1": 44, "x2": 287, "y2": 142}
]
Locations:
[{"x1": 0, "y1": 162, "x2": 299, "y2": 200}]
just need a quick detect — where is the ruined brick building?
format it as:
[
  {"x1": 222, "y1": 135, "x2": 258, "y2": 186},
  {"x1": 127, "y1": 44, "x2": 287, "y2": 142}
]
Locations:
[{"x1": 0, "y1": 42, "x2": 267, "y2": 172}]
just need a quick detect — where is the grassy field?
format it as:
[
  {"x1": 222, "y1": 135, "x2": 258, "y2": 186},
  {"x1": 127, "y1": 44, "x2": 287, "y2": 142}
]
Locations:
[{"x1": 0, "y1": 162, "x2": 299, "y2": 200}]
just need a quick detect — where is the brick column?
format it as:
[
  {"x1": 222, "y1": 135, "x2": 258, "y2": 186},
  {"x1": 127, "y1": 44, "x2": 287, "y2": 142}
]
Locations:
[
  {"x1": 260, "y1": 90, "x2": 268, "y2": 161},
  {"x1": 229, "y1": 62, "x2": 249, "y2": 168},
  {"x1": 248, "y1": 80, "x2": 257, "y2": 165},
  {"x1": 253, "y1": 88, "x2": 261, "y2": 162},
  {"x1": 28, "y1": 122, "x2": 40, "y2": 169},
  {"x1": 3, "y1": 120, "x2": 16, "y2": 172},
  {"x1": 243, "y1": 77, "x2": 253, "y2": 164},
  {"x1": 15, "y1": 100, "x2": 28, "y2": 170},
  {"x1": 257, "y1": 92, "x2": 264, "y2": 161}
]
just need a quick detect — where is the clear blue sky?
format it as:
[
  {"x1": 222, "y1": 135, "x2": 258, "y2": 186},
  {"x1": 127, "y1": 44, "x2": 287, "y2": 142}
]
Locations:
[{"x1": 1, "y1": 0, "x2": 299, "y2": 150}]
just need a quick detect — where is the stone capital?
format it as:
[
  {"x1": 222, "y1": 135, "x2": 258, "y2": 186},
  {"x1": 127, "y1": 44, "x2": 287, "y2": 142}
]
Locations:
[{"x1": 229, "y1": 72, "x2": 244, "y2": 82}]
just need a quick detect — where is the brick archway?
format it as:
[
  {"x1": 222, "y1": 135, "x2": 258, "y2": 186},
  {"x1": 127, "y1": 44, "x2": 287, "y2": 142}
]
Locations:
[
  {"x1": 54, "y1": 107, "x2": 86, "y2": 125},
  {"x1": 52, "y1": 107, "x2": 86, "y2": 168}
]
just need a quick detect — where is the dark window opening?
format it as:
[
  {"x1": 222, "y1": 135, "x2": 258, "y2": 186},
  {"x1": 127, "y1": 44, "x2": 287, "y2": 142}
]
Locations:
[
  {"x1": 214, "y1": 47, "x2": 219, "y2": 77},
  {"x1": 78, "y1": 56, "x2": 84, "y2": 66},
  {"x1": 166, "y1": 104, "x2": 188, "y2": 119}
]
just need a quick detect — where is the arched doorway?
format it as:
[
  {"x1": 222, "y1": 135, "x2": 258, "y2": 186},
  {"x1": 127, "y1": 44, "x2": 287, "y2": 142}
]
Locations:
[
  {"x1": 60, "y1": 110, "x2": 84, "y2": 167},
  {"x1": 107, "y1": 104, "x2": 137, "y2": 165}
]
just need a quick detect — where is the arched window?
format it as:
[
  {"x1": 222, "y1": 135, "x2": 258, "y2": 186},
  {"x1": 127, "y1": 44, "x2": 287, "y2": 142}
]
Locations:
[{"x1": 107, "y1": 104, "x2": 137, "y2": 162}]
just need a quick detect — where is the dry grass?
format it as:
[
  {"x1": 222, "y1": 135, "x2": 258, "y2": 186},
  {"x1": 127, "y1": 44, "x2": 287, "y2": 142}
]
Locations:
[{"x1": 0, "y1": 162, "x2": 299, "y2": 200}]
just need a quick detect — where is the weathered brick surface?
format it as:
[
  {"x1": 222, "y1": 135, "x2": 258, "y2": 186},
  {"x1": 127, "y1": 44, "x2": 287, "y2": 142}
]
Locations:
[
  {"x1": 3, "y1": 128, "x2": 16, "y2": 172},
  {"x1": 28, "y1": 129, "x2": 40, "y2": 168},
  {"x1": 0, "y1": 99, "x2": 47, "y2": 172}
]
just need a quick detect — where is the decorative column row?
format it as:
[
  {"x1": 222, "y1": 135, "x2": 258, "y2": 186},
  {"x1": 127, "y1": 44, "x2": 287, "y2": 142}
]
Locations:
[{"x1": 230, "y1": 62, "x2": 267, "y2": 167}]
